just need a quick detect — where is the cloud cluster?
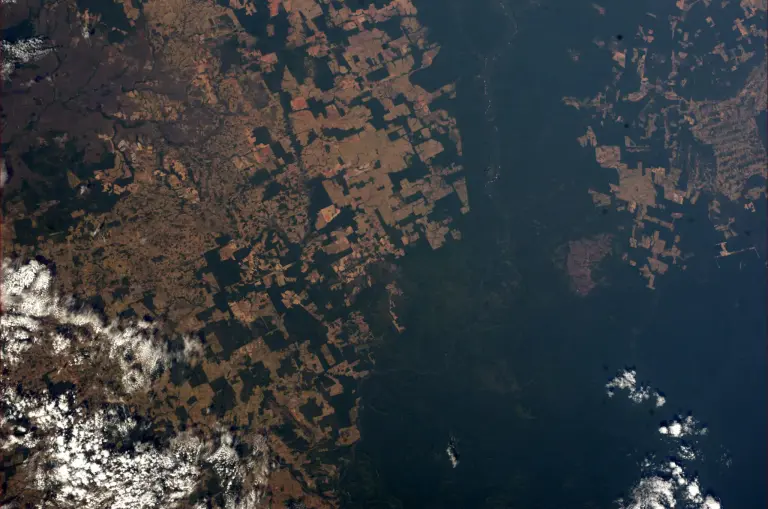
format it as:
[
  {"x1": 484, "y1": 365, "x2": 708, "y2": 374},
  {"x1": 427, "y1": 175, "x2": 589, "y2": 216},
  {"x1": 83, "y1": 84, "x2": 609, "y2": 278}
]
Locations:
[
  {"x1": 2, "y1": 259, "x2": 175, "y2": 393},
  {"x1": 606, "y1": 369, "x2": 666, "y2": 407},
  {"x1": 2, "y1": 389, "x2": 199, "y2": 507},
  {"x1": 1, "y1": 37, "x2": 53, "y2": 80},
  {"x1": 659, "y1": 416, "x2": 707, "y2": 439},
  {"x1": 1, "y1": 387, "x2": 270, "y2": 509},
  {"x1": 607, "y1": 368, "x2": 721, "y2": 509},
  {"x1": 1, "y1": 259, "x2": 270, "y2": 507},
  {"x1": 619, "y1": 460, "x2": 721, "y2": 509}
]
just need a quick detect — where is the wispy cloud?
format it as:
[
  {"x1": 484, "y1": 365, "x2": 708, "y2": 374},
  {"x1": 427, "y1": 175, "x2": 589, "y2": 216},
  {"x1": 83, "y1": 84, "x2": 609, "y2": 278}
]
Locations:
[{"x1": 1, "y1": 37, "x2": 54, "y2": 80}]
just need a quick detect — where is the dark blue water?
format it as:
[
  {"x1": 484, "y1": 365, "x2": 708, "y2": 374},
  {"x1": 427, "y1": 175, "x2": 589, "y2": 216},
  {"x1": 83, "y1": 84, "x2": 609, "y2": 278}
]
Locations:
[{"x1": 340, "y1": 1, "x2": 767, "y2": 508}]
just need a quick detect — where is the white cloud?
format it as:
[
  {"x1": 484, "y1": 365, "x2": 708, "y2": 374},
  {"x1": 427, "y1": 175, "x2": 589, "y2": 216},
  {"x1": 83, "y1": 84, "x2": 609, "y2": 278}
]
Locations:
[
  {"x1": 0, "y1": 158, "x2": 8, "y2": 188},
  {"x1": 2, "y1": 389, "x2": 198, "y2": 507},
  {"x1": 1, "y1": 259, "x2": 173, "y2": 393},
  {"x1": 659, "y1": 416, "x2": 707, "y2": 439},
  {"x1": 606, "y1": 369, "x2": 666, "y2": 407},
  {"x1": 617, "y1": 475, "x2": 676, "y2": 509},
  {"x1": 446, "y1": 438, "x2": 459, "y2": 469},
  {"x1": 1, "y1": 259, "x2": 272, "y2": 506},
  {"x1": 607, "y1": 367, "x2": 721, "y2": 509},
  {"x1": 618, "y1": 461, "x2": 721, "y2": 509},
  {"x1": 1, "y1": 387, "x2": 270, "y2": 509},
  {"x1": 677, "y1": 443, "x2": 697, "y2": 461},
  {"x1": 1, "y1": 37, "x2": 54, "y2": 80},
  {"x1": 700, "y1": 496, "x2": 722, "y2": 509}
]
